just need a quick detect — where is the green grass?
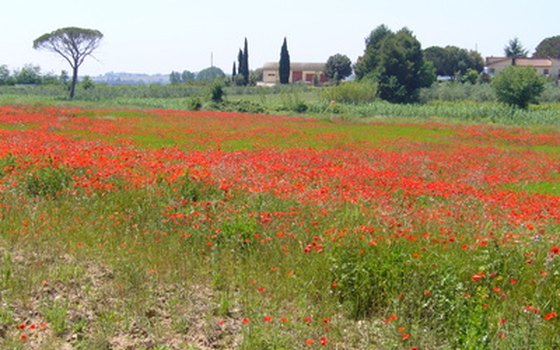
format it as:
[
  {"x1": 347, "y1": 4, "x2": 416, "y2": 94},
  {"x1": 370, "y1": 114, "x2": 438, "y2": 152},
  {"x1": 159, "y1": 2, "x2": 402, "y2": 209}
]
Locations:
[{"x1": 505, "y1": 181, "x2": 560, "y2": 196}]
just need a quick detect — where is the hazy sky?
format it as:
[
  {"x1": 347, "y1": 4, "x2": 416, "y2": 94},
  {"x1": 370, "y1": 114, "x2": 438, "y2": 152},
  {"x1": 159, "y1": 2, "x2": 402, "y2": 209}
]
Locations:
[{"x1": 1, "y1": 0, "x2": 558, "y2": 76}]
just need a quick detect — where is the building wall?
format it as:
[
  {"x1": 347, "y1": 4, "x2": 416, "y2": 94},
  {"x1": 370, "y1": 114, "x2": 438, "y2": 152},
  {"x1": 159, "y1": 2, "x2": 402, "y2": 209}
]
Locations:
[
  {"x1": 488, "y1": 58, "x2": 560, "y2": 80},
  {"x1": 487, "y1": 59, "x2": 513, "y2": 75},
  {"x1": 551, "y1": 59, "x2": 560, "y2": 80},
  {"x1": 263, "y1": 70, "x2": 278, "y2": 84},
  {"x1": 262, "y1": 64, "x2": 327, "y2": 85}
]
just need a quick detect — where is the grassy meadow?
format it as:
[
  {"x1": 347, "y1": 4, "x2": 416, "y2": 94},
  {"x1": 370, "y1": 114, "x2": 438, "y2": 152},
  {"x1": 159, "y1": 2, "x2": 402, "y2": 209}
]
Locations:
[{"x1": 0, "y1": 89, "x2": 559, "y2": 349}]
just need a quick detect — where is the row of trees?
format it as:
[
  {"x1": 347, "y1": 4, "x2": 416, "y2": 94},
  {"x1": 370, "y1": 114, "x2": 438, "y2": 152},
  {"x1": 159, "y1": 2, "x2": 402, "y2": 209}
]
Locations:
[
  {"x1": 504, "y1": 36, "x2": 560, "y2": 59},
  {"x1": 231, "y1": 39, "x2": 250, "y2": 86},
  {"x1": 0, "y1": 64, "x2": 72, "y2": 86},
  {"x1": 169, "y1": 67, "x2": 228, "y2": 84},
  {"x1": 423, "y1": 46, "x2": 483, "y2": 81}
]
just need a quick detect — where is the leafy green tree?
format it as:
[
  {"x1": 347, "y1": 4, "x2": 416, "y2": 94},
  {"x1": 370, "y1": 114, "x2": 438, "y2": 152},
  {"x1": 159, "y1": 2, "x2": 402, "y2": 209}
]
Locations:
[
  {"x1": 42, "y1": 72, "x2": 59, "y2": 85},
  {"x1": 15, "y1": 64, "x2": 42, "y2": 85},
  {"x1": 377, "y1": 28, "x2": 435, "y2": 103},
  {"x1": 81, "y1": 76, "x2": 94, "y2": 90},
  {"x1": 59, "y1": 70, "x2": 69, "y2": 86},
  {"x1": 279, "y1": 37, "x2": 290, "y2": 84},
  {"x1": 492, "y1": 66, "x2": 546, "y2": 108},
  {"x1": 196, "y1": 66, "x2": 225, "y2": 81},
  {"x1": 461, "y1": 69, "x2": 480, "y2": 84},
  {"x1": 534, "y1": 35, "x2": 560, "y2": 59},
  {"x1": 33, "y1": 27, "x2": 103, "y2": 98},
  {"x1": 423, "y1": 46, "x2": 448, "y2": 76},
  {"x1": 325, "y1": 54, "x2": 352, "y2": 84},
  {"x1": 182, "y1": 70, "x2": 195, "y2": 82},
  {"x1": 169, "y1": 71, "x2": 182, "y2": 84},
  {"x1": 354, "y1": 24, "x2": 392, "y2": 80},
  {"x1": 504, "y1": 37, "x2": 528, "y2": 58},
  {"x1": 424, "y1": 46, "x2": 484, "y2": 78},
  {"x1": 0, "y1": 65, "x2": 13, "y2": 85},
  {"x1": 250, "y1": 68, "x2": 263, "y2": 85}
]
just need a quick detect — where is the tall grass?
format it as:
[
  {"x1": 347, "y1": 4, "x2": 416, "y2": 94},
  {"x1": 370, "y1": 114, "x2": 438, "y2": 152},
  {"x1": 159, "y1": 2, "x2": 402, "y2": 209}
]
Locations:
[{"x1": 1, "y1": 82, "x2": 560, "y2": 126}]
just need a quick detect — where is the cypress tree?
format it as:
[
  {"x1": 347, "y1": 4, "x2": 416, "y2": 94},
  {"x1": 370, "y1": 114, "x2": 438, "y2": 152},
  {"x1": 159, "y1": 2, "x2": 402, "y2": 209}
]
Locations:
[
  {"x1": 279, "y1": 37, "x2": 290, "y2": 84},
  {"x1": 232, "y1": 62, "x2": 237, "y2": 80},
  {"x1": 238, "y1": 49, "x2": 244, "y2": 81},
  {"x1": 243, "y1": 38, "x2": 249, "y2": 85}
]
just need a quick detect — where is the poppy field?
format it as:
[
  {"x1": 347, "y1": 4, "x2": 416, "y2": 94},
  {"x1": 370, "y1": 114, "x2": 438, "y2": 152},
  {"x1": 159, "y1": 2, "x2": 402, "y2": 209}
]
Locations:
[{"x1": 0, "y1": 105, "x2": 559, "y2": 349}]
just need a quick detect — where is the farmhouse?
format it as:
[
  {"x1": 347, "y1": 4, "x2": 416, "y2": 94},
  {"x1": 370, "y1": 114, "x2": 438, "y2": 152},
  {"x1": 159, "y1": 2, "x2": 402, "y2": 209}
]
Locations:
[
  {"x1": 486, "y1": 57, "x2": 560, "y2": 80},
  {"x1": 262, "y1": 62, "x2": 328, "y2": 85}
]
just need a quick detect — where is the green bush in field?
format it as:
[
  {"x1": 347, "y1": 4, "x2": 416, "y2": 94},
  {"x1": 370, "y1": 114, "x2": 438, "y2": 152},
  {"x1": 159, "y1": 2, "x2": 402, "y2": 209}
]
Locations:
[
  {"x1": 323, "y1": 81, "x2": 377, "y2": 104},
  {"x1": 209, "y1": 80, "x2": 225, "y2": 103},
  {"x1": 492, "y1": 66, "x2": 546, "y2": 109},
  {"x1": 24, "y1": 167, "x2": 73, "y2": 197}
]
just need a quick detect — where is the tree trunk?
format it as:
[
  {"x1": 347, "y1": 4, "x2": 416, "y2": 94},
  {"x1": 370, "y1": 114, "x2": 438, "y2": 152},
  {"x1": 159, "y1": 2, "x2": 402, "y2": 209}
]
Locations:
[{"x1": 69, "y1": 66, "x2": 78, "y2": 99}]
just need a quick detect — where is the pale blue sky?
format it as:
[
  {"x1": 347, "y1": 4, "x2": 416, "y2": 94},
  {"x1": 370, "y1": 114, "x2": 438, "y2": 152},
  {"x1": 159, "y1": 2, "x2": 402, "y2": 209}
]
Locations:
[{"x1": 1, "y1": 0, "x2": 558, "y2": 76}]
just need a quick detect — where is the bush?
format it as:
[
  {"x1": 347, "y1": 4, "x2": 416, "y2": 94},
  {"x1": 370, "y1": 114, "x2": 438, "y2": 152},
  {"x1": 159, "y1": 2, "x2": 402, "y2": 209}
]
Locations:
[
  {"x1": 187, "y1": 97, "x2": 202, "y2": 110},
  {"x1": 209, "y1": 80, "x2": 225, "y2": 103},
  {"x1": 539, "y1": 83, "x2": 560, "y2": 103},
  {"x1": 323, "y1": 81, "x2": 377, "y2": 104},
  {"x1": 492, "y1": 66, "x2": 547, "y2": 109},
  {"x1": 419, "y1": 82, "x2": 496, "y2": 103},
  {"x1": 25, "y1": 167, "x2": 73, "y2": 197}
]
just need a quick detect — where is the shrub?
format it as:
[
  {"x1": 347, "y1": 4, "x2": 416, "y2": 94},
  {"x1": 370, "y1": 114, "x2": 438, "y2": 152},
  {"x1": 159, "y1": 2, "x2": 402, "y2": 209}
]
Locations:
[
  {"x1": 492, "y1": 66, "x2": 546, "y2": 109},
  {"x1": 323, "y1": 81, "x2": 377, "y2": 104},
  {"x1": 25, "y1": 167, "x2": 73, "y2": 197},
  {"x1": 187, "y1": 97, "x2": 202, "y2": 110},
  {"x1": 209, "y1": 80, "x2": 225, "y2": 103}
]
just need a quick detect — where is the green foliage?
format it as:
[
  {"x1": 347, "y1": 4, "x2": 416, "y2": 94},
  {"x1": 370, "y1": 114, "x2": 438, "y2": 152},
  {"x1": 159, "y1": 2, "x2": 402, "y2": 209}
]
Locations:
[
  {"x1": 492, "y1": 66, "x2": 546, "y2": 109},
  {"x1": 169, "y1": 71, "x2": 182, "y2": 84},
  {"x1": 249, "y1": 68, "x2": 263, "y2": 85},
  {"x1": 0, "y1": 65, "x2": 12, "y2": 85},
  {"x1": 355, "y1": 25, "x2": 435, "y2": 103},
  {"x1": 25, "y1": 166, "x2": 73, "y2": 197},
  {"x1": 197, "y1": 67, "x2": 226, "y2": 81},
  {"x1": 233, "y1": 74, "x2": 246, "y2": 87},
  {"x1": 323, "y1": 80, "x2": 377, "y2": 104},
  {"x1": 424, "y1": 46, "x2": 484, "y2": 78},
  {"x1": 0, "y1": 154, "x2": 16, "y2": 178},
  {"x1": 209, "y1": 80, "x2": 225, "y2": 103},
  {"x1": 41, "y1": 302, "x2": 68, "y2": 336},
  {"x1": 187, "y1": 97, "x2": 202, "y2": 111},
  {"x1": 14, "y1": 64, "x2": 42, "y2": 85},
  {"x1": 377, "y1": 28, "x2": 435, "y2": 103},
  {"x1": 534, "y1": 35, "x2": 560, "y2": 59},
  {"x1": 354, "y1": 24, "x2": 392, "y2": 80},
  {"x1": 325, "y1": 54, "x2": 353, "y2": 83},
  {"x1": 420, "y1": 82, "x2": 496, "y2": 102},
  {"x1": 330, "y1": 245, "x2": 408, "y2": 319},
  {"x1": 240, "y1": 38, "x2": 249, "y2": 86},
  {"x1": 182, "y1": 70, "x2": 196, "y2": 82},
  {"x1": 462, "y1": 69, "x2": 482, "y2": 84},
  {"x1": 81, "y1": 76, "x2": 94, "y2": 90},
  {"x1": 279, "y1": 37, "x2": 290, "y2": 84},
  {"x1": 504, "y1": 37, "x2": 528, "y2": 58}
]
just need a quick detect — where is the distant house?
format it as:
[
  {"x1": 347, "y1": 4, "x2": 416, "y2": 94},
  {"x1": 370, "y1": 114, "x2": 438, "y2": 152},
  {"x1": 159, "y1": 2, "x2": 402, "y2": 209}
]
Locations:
[
  {"x1": 262, "y1": 62, "x2": 328, "y2": 85},
  {"x1": 486, "y1": 57, "x2": 560, "y2": 80}
]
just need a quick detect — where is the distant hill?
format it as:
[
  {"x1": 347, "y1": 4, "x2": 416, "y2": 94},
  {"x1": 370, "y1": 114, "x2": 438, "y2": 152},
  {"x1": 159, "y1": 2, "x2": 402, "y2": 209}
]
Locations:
[{"x1": 92, "y1": 72, "x2": 170, "y2": 85}]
